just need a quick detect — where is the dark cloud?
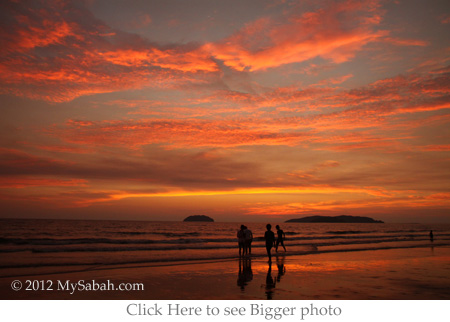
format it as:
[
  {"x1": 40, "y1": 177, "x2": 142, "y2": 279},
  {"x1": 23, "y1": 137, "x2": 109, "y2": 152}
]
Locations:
[{"x1": 0, "y1": 146, "x2": 265, "y2": 191}]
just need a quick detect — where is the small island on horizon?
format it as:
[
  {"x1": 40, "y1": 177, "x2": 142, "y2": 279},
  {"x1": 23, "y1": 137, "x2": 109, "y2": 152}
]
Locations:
[
  {"x1": 183, "y1": 215, "x2": 215, "y2": 222},
  {"x1": 286, "y1": 215, "x2": 384, "y2": 223}
]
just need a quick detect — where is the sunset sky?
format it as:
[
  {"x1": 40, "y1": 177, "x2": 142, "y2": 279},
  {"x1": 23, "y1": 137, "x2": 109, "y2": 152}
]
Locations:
[{"x1": 1, "y1": 0, "x2": 449, "y2": 223}]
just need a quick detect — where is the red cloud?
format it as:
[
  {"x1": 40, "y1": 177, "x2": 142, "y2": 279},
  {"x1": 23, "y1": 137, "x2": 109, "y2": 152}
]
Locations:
[
  {"x1": 42, "y1": 65, "x2": 449, "y2": 151},
  {"x1": 383, "y1": 37, "x2": 429, "y2": 47},
  {"x1": 0, "y1": 178, "x2": 87, "y2": 188},
  {"x1": 419, "y1": 145, "x2": 450, "y2": 152},
  {"x1": 13, "y1": 19, "x2": 78, "y2": 52},
  {"x1": 204, "y1": 0, "x2": 387, "y2": 71},
  {"x1": 0, "y1": 0, "x2": 219, "y2": 102},
  {"x1": 243, "y1": 192, "x2": 450, "y2": 216},
  {"x1": 98, "y1": 48, "x2": 217, "y2": 72},
  {"x1": 0, "y1": 0, "x2": 439, "y2": 103},
  {"x1": 47, "y1": 119, "x2": 315, "y2": 148}
]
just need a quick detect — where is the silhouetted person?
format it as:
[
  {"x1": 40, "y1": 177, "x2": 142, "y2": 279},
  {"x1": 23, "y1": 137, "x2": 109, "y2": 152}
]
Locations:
[
  {"x1": 264, "y1": 224, "x2": 275, "y2": 262},
  {"x1": 275, "y1": 225, "x2": 286, "y2": 252},
  {"x1": 265, "y1": 262, "x2": 276, "y2": 299},
  {"x1": 430, "y1": 230, "x2": 434, "y2": 242},
  {"x1": 244, "y1": 226, "x2": 253, "y2": 255},
  {"x1": 237, "y1": 225, "x2": 246, "y2": 256}
]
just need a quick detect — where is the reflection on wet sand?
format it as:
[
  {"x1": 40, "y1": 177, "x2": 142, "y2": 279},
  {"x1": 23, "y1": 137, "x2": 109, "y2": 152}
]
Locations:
[
  {"x1": 237, "y1": 257, "x2": 253, "y2": 291},
  {"x1": 236, "y1": 254, "x2": 289, "y2": 299},
  {"x1": 265, "y1": 262, "x2": 277, "y2": 299},
  {"x1": 276, "y1": 254, "x2": 286, "y2": 282},
  {"x1": 430, "y1": 231, "x2": 434, "y2": 254}
]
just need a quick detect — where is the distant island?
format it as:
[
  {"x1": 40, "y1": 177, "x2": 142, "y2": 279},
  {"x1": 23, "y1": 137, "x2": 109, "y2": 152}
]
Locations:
[
  {"x1": 183, "y1": 215, "x2": 214, "y2": 222},
  {"x1": 285, "y1": 215, "x2": 384, "y2": 223}
]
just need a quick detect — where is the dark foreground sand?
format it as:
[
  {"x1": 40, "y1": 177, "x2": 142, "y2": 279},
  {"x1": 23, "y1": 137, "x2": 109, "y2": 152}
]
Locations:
[{"x1": 1, "y1": 246, "x2": 449, "y2": 300}]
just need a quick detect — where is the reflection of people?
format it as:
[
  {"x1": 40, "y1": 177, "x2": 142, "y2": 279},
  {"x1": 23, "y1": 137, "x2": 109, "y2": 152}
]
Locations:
[
  {"x1": 430, "y1": 230, "x2": 434, "y2": 242},
  {"x1": 265, "y1": 262, "x2": 276, "y2": 299},
  {"x1": 275, "y1": 225, "x2": 286, "y2": 252},
  {"x1": 237, "y1": 258, "x2": 253, "y2": 290},
  {"x1": 276, "y1": 254, "x2": 286, "y2": 282},
  {"x1": 264, "y1": 224, "x2": 275, "y2": 262},
  {"x1": 237, "y1": 225, "x2": 246, "y2": 256},
  {"x1": 244, "y1": 226, "x2": 253, "y2": 255}
]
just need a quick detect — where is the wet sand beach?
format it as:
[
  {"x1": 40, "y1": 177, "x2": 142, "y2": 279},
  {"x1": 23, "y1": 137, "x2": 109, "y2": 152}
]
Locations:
[{"x1": 1, "y1": 246, "x2": 449, "y2": 300}]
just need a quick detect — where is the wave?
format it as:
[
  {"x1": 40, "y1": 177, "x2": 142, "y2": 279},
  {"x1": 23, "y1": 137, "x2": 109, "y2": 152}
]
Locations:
[
  {"x1": 112, "y1": 231, "x2": 151, "y2": 235},
  {"x1": 385, "y1": 229, "x2": 431, "y2": 233},
  {"x1": 2, "y1": 232, "x2": 449, "y2": 247},
  {"x1": 113, "y1": 231, "x2": 202, "y2": 237},
  {"x1": 2, "y1": 236, "x2": 449, "y2": 254},
  {"x1": 0, "y1": 237, "x2": 210, "y2": 246},
  {"x1": 0, "y1": 237, "x2": 153, "y2": 246},
  {"x1": 326, "y1": 230, "x2": 375, "y2": 234}
]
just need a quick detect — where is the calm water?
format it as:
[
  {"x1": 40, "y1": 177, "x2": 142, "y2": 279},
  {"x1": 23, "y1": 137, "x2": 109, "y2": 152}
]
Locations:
[{"x1": 0, "y1": 219, "x2": 449, "y2": 272}]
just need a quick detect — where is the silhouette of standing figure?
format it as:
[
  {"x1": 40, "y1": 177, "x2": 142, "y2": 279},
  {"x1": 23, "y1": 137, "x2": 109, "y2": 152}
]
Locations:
[
  {"x1": 244, "y1": 226, "x2": 253, "y2": 255},
  {"x1": 264, "y1": 224, "x2": 275, "y2": 262},
  {"x1": 430, "y1": 230, "x2": 434, "y2": 242},
  {"x1": 275, "y1": 225, "x2": 286, "y2": 252},
  {"x1": 237, "y1": 225, "x2": 246, "y2": 256}
]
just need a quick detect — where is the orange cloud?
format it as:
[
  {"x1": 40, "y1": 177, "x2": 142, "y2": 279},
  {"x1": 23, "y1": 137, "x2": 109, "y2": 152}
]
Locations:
[
  {"x1": 42, "y1": 64, "x2": 448, "y2": 151},
  {"x1": 426, "y1": 193, "x2": 450, "y2": 200},
  {"x1": 0, "y1": 0, "x2": 444, "y2": 104},
  {"x1": 204, "y1": 0, "x2": 387, "y2": 71},
  {"x1": 51, "y1": 185, "x2": 400, "y2": 207},
  {"x1": 98, "y1": 47, "x2": 217, "y2": 72},
  {"x1": 14, "y1": 19, "x2": 78, "y2": 51},
  {"x1": 0, "y1": 1, "x2": 219, "y2": 102},
  {"x1": 419, "y1": 145, "x2": 450, "y2": 152},
  {"x1": 48, "y1": 119, "x2": 315, "y2": 148},
  {"x1": 383, "y1": 37, "x2": 429, "y2": 47},
  {"x1": 243, "y1": 193, "x2": 450, "y2": 216}
]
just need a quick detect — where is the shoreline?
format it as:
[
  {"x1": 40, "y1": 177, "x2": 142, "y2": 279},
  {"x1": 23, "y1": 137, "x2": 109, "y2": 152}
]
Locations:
[
  {"x1": 1, "y1": 245, "x2": 449, "y2": 300},
  {"x1": 1, "y1": 240, "x2": 446, "y2": 278}
]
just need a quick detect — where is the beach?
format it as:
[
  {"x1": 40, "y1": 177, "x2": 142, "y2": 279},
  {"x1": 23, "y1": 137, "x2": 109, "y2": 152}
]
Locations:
[{"x1": 1, "y1": 246, "x2": 449, "y2": 300}]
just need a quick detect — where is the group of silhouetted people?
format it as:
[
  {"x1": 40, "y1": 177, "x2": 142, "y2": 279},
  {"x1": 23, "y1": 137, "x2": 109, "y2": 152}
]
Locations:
[
  {"x1": 237, "y1": 225, "x2": 253, "y2": 256},
  {"x1": 236, "y1": 226, "x2": 437, "y2": 299},
  {"x1": 237, "y1": 225, "x2": 288, "y2": 299},
  {"x1": 237, "y1": 224, "x2": 286, "y2": 262},
  {"x1": 239, "y1": 227, "x2": 436, "y2": 261},
  {"x1": 265, "y1": 224, "x2": 287, "y2": 262}
]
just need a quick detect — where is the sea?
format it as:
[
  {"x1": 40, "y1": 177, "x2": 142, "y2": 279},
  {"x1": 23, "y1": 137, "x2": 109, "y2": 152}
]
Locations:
[{"x1": 1, "y1": 219, "x2": 449, "y2": 273}]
